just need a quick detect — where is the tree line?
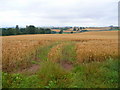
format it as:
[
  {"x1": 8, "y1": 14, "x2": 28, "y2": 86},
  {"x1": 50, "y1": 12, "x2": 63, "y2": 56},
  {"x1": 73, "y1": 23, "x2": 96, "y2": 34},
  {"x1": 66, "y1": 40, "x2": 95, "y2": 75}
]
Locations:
[{"x1": 1, "y1": 25, "x2": 52, "y2": 36}]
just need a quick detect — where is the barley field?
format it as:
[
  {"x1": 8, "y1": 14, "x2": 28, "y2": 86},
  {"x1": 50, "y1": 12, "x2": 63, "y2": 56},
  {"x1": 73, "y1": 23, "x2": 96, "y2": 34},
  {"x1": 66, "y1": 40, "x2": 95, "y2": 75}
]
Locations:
[{"x1": 2, "y1": 31, "x2": 119, "y2": 88}]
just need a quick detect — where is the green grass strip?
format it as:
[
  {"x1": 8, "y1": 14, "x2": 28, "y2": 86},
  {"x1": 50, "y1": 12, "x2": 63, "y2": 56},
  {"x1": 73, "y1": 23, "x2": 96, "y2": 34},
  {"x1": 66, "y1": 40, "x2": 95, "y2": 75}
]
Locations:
[{"x1": 61, "y1": 42, "x2": 77, "y2": 63}]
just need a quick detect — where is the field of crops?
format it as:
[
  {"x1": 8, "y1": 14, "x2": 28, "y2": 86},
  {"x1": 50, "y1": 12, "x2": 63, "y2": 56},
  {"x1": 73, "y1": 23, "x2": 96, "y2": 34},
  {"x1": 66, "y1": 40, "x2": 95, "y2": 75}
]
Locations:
[
  {"x1": 82, "y1": 27, "x2": 111, "y2": 30},
  {"x1": 2, "y1": 31, "x2": 119, "y2": 88}
]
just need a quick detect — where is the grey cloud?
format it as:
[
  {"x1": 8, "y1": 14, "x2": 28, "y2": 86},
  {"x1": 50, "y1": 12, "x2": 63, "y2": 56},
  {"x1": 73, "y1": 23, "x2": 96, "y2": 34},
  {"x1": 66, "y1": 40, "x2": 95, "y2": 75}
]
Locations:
[{"x1": 0, "y1": 0, "x2": 119, "y2": 27}]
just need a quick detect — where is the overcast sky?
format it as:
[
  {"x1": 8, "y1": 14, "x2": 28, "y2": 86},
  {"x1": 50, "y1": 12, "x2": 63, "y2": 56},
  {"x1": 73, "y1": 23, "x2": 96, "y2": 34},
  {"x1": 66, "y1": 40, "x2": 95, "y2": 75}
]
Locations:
[{"x1": 0, "y1": 0, "x2": 119, "y2": 27}]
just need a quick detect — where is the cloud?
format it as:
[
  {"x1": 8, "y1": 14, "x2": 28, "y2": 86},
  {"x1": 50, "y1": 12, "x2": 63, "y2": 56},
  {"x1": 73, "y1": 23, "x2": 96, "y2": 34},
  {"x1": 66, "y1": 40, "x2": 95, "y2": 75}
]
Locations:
[{"x1": 0, "y1": 0, "x2": 119, "y2": 27}]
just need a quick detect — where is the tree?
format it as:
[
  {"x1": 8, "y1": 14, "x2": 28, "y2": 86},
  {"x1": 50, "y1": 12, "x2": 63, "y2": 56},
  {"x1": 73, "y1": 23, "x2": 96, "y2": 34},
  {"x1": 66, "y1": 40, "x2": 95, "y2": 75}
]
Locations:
[
  {"x1": 15, "y1": 25, "x2": 21, "y2": 35},
  {"x1": 71, "y1": 31, "x2": 73, "y2": 33},
  {"x1": 40, "y1": 28, "x2": 45, "y2": 34},
  {"x1": 20, "y1": 28, "x2": 26, "y2": 34},
  {"x1": 26, "y1": 25, "x2": 36, "y2": 34},
  {"x1": 2, "y1": 28, "x2": 7, "y2": 36},
  {"x1": 80, "y1": 27, "x2": 83, "y2": 29},
  {"x1": 83, "y1": 27, "x2": 85, "y2": 29},
  {"x1": 73, "y1": 27, "x2": 76, "y2": 31},
  {"x1": 7, "y1": 28, "x2": 16, "y2": 35},
  {"x1": 59, "y1": 29, "x2": 63, "y2": 34},
  {"x1": 45, "y1": 28, "x2": 51, "y2": 34}
]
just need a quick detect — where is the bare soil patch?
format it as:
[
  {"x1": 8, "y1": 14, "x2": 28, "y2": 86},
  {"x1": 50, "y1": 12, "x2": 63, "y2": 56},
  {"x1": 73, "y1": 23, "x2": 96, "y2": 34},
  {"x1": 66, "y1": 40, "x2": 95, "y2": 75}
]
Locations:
[
  {"x1": 59, "y1": 60, "x2": 73, "y2": 71},
  {"x1": 17, "y1": 64, "x2": 40, "y2": 75}
]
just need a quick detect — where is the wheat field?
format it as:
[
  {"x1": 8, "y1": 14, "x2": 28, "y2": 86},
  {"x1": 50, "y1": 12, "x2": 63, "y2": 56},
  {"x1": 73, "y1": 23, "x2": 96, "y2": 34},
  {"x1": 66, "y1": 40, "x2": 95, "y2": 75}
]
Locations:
[
  {"x1": 2, "y1": 31, "x2": 118, "y2": 72},
  {"x1": 2, "y1": 31, "x2": 119, "y2": 88}
]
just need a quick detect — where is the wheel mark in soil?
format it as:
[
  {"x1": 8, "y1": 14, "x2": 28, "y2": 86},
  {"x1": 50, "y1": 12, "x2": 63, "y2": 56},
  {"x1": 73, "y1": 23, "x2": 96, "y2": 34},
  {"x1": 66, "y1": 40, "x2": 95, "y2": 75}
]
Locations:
[{"x1": 59, "y1": 60, "x2": 73, "y2": 71}]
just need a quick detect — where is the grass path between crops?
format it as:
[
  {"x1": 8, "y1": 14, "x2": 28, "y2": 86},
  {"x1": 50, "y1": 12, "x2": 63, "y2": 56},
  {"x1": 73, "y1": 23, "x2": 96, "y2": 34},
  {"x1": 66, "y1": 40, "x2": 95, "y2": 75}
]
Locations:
[{"x1": 19, "y1": 41, "x2": 77, "y2": 74}]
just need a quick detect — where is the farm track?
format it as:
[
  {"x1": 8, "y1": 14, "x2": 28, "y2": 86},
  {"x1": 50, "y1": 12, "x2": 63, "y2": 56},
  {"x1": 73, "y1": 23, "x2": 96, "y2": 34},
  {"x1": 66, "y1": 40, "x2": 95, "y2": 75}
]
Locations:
[
  {"x1": 48, "y1": 42, "x2": 76, "y2": 71},
  {"x1": 18, "y1": 41, "x2": 78, "y2": 74}
]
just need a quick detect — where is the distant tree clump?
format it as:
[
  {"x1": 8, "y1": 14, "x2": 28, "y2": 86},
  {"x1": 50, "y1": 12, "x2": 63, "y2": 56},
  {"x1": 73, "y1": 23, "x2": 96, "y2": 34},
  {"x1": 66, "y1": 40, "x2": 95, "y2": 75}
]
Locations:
[
  {"x1": 26, "y1": 25, "x2": 36, "y2": 34},
  {"x1": 80, "y1": 27, "x2": 83, "y2": 29},
  {"x1": 7, "y1": 28, "x2": 16, "y2": 35},
  {"x1": 73, "y1": 27, "x2": 76, "y2": 31},
  {"x1": 83, "y1": 27, "x2": 86, "y2": 29},
  {"x1": 45, "y1": 28, "x2": 51, "y2": 34},
  {"x1": 1, "y1": 25, "x2": 52, "y2": 36},
  {"x1": 59, "y1": 29, "x2": 63, "y2": 34},
  {"x1": 71, "y1": 31, "x2": 73, "y2": 33}
]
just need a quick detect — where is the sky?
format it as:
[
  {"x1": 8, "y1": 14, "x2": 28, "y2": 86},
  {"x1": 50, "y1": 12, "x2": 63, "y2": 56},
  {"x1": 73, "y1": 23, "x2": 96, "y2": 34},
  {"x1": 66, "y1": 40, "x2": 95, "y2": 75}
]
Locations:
[{"x1": 0, "y1": 0, "x2": 119, "y2": 27}]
